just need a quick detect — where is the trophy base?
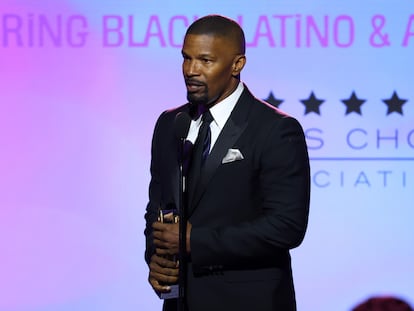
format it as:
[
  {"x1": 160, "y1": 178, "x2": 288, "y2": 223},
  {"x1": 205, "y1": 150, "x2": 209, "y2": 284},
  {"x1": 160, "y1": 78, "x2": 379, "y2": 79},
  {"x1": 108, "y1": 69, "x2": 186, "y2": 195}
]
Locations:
[{"x1": 160, "y1": 284, "x2": 179, "y2": 299}]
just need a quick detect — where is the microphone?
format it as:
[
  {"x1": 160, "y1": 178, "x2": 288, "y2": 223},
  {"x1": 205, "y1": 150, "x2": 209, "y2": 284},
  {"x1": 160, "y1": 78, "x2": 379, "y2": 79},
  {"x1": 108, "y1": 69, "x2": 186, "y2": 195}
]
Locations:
[
  {"x1": 167, "y1": 112, "x2": 191, "y2": 310},
  {"x1": 175, "y1": 112, "x2": 192, "y2": 178}
]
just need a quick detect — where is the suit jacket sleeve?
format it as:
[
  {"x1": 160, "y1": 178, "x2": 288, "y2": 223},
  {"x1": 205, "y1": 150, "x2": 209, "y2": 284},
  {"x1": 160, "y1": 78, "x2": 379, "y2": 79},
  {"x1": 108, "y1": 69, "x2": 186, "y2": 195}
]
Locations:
[
  {"x1": 190, "y1": 116, "x2": 310, "y2": 268},
  {"x1": 144, "y1": 111, "x2": 166, "y2": 265}
]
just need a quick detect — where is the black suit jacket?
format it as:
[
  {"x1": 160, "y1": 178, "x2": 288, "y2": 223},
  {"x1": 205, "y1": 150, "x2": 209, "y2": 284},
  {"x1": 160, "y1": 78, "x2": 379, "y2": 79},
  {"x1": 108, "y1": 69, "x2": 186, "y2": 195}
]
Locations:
[{"x1": 145, "y1": 86, "x2": 310, "y2": 311}]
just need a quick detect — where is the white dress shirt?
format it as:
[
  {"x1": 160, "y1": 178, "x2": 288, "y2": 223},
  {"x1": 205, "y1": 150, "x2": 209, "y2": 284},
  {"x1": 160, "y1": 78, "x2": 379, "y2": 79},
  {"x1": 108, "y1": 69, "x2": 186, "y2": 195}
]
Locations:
[{"x1": 186, "y1": 82, "x2": 244, "y2": 153}]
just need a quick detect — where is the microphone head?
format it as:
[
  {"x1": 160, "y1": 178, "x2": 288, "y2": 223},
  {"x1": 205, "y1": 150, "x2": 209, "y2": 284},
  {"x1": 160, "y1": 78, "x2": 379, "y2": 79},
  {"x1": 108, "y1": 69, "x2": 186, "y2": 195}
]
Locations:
[{"x1": 174, "y1": 112, "x2": 191, "y2": 140}]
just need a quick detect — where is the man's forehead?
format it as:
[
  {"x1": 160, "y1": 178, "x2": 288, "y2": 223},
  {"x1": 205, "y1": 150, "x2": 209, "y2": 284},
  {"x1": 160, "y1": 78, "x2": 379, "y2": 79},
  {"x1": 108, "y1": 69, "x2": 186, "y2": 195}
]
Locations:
[
  {"x1": 184, "y1": 33, "x2": 226, "y2": 44},
  {"x1": 183, "y1": 34, "x2": 234, "y2": 51}
]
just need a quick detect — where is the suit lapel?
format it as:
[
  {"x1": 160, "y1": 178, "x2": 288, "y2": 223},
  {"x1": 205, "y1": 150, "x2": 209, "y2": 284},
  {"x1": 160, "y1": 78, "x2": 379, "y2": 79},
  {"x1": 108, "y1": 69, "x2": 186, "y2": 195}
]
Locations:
[{"x1": 188, "y1": 87, "x2": 253, "y2": 215}]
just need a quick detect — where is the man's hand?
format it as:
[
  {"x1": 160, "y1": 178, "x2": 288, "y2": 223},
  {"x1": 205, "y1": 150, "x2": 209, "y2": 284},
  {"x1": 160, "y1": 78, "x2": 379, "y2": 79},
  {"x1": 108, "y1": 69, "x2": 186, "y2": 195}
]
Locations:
[
  {"x1": 148, "y1": 254, "x2": 179, "y2": 294},
  {"x1": 152, "y1": 221, "x2": 192, "y2": 255}
]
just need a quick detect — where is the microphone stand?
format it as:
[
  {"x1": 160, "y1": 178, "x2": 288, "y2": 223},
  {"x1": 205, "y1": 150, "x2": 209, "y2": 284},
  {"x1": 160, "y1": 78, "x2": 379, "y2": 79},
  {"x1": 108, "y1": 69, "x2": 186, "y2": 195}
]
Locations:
[{"x1": 177, "y1": 137, "x2": 188, "y2": 311}]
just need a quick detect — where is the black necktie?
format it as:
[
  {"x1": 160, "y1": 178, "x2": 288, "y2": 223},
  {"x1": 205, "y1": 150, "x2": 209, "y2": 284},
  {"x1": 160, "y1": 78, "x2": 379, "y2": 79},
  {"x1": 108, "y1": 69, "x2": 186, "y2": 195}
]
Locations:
[
  {"x1": 194, "y1": 110, "x2": 214, "y2": 167},
  {"x1": 188, "y1": 110, "x2": 213, "y2": 197}
]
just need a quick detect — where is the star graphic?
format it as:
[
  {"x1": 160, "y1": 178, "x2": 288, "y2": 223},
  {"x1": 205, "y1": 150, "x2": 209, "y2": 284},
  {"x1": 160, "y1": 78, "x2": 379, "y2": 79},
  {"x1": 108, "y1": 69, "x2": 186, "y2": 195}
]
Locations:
[
  {"x1": 300, "y1": 91, "x2": 324, "y2": 115},
  {"x1": 382, "y1": 91, "x2": 407, "y2": 115},
  {"x1": 264, "y1": 91, "x2": 284, "y2": 108},
  {"x1": 341, "y1": 91, "x2": 366, "y2": 115}
]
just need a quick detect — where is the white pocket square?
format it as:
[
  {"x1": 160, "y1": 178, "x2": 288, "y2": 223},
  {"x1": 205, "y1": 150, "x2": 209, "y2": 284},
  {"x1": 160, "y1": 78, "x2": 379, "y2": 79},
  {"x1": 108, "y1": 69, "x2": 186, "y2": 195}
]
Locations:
[{"x1": 222, "y1": 148, "x2": 244, "y2": 164}]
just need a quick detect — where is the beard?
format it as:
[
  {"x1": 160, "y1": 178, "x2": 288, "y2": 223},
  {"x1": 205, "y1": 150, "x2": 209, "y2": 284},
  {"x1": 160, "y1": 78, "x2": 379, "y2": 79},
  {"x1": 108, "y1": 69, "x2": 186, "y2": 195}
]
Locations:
[
  {"x1": 187, "y1": 85, "x2": 210, "y2": 119},
  {"x1": 187, "y1": 86, "x2": 210, "y2": 118},
  {"x1": 186, "y1": 86, "x2": 209, "y2": 106}
]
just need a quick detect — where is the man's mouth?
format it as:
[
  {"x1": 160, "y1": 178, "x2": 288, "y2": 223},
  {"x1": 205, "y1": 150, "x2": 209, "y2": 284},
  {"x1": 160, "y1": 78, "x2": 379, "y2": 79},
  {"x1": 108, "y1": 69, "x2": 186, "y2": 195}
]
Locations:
[{"x1": 185, "y1": 80, "x2": 205, "y2": 92}]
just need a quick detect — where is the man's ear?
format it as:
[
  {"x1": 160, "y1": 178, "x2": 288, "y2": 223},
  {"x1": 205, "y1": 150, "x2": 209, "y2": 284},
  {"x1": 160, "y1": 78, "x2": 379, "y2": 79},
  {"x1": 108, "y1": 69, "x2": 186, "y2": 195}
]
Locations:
[{"x1": 232, "y1": 55, "x2": 246, "y2": 76}]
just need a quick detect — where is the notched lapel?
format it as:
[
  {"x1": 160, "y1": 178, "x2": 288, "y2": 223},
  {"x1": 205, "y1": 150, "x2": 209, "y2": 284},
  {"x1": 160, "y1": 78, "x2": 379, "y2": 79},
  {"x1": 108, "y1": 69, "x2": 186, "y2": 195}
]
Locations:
[
  {"x1": 189, "y1": 118, "x2": 247, "y2": 214},
  {"x1": 187, "y1": 86, "x2": 255, "y2": 215},
  {"x1": 189, "y1": 115, "x2": 249, "y2": 215}
]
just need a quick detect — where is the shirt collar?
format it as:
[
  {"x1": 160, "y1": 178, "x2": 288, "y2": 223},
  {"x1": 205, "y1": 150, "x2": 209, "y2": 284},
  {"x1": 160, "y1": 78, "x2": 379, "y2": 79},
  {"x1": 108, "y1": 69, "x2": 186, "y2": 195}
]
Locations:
[{"x1": 209, "y1": 82, "x2": 244, "y2": 129}]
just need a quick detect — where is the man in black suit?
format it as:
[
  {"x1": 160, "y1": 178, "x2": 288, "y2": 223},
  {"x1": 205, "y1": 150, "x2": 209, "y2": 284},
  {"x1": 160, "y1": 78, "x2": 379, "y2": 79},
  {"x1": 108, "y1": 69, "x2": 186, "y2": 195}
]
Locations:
[{"x1": 145, "y1": 15, "x2": 310, "y2": 311}]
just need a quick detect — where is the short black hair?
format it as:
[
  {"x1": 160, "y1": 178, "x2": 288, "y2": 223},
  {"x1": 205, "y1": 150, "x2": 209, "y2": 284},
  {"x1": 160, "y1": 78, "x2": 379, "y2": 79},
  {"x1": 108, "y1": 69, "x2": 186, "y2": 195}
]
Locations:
[{"x1": 185, "y1": 15, "x2": 246, "y2": 54}]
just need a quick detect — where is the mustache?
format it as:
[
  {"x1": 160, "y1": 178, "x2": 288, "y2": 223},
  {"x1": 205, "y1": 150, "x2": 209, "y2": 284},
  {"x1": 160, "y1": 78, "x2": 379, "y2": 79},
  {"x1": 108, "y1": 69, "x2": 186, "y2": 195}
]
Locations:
[{"x1": 185, "y1": 78, "x2": 206, "y2": 87}]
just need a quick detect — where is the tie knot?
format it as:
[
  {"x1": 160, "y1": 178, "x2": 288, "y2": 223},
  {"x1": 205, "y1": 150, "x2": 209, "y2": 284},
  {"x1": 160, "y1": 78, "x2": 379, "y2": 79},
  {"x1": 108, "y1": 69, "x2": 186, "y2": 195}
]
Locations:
[{"x1": 202, "y1": 110, "x2": 214, "y2": 124}]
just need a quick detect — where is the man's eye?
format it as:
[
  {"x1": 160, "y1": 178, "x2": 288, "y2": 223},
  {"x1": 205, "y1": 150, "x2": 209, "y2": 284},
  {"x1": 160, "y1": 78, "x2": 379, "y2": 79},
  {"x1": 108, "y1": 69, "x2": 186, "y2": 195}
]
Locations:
[{"x1": 202, "y1": 58, "x2": 211, "y2": 63}]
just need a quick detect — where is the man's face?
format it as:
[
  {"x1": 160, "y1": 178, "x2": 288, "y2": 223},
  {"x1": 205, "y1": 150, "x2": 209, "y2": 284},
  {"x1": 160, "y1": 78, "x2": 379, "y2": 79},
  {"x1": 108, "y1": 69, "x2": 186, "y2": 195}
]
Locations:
[{"x1": 182, "y1": 34, "x2": 240, "y2": 108}]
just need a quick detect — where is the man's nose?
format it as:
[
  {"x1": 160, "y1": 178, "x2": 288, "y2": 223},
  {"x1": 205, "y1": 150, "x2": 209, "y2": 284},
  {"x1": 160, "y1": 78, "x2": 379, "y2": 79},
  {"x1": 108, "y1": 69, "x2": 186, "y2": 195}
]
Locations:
[{"x1": 184, "y1": 60, "x2": 200, "y2": 76}]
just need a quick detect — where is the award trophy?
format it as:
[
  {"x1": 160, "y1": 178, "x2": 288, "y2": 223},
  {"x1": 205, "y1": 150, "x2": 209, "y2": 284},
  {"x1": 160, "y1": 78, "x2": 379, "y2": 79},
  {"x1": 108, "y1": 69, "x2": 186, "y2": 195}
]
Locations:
[{"x1": 158, "y1": 207, "x2": 180, "y2": 299}]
